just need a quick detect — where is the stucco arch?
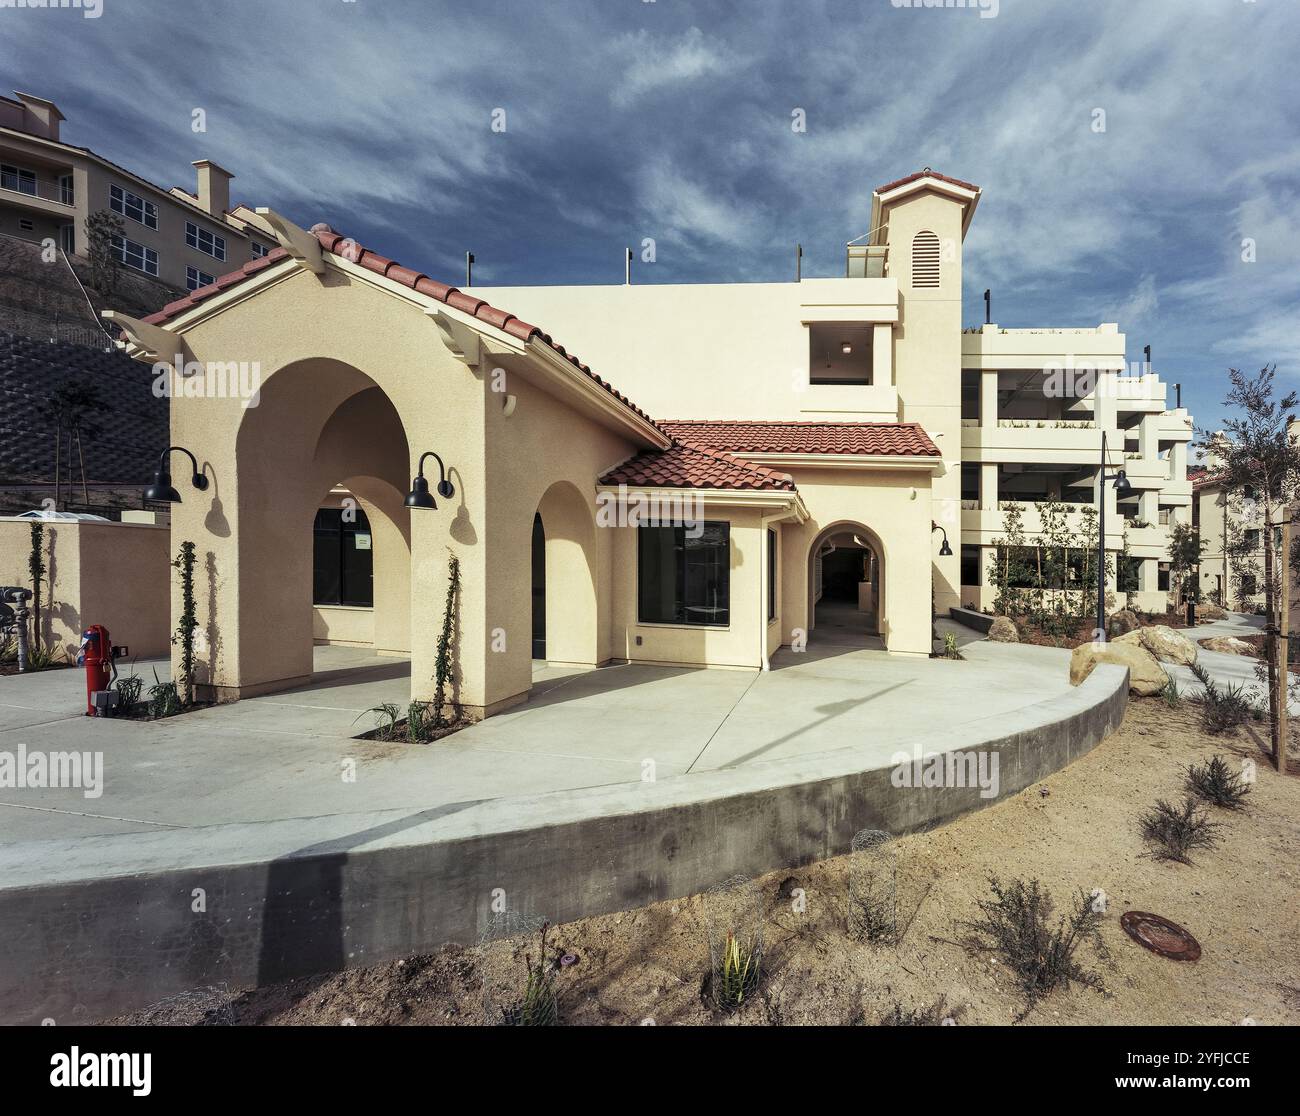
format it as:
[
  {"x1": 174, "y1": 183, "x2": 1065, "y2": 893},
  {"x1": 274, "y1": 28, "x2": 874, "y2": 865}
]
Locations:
[
  {"x1": 806, "y1": 519, "x2": 888, "y2": 643},
  {"x1": 533, "y1": 479, "x2": 599, "y2": 666},
  {"x1": 219, "y1": 359, "x2": 415, "y2": 695}
]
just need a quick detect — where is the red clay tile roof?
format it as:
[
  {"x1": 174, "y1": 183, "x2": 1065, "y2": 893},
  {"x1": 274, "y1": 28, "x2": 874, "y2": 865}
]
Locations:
[
  {"x1": 658, "y1": 420, "x2": 941, "y2": 457},
  {"x1": 875, "y1": 168, "x2": 980, "y2": 195},
  {"x1": 1192, "y1": 467, "x2": 1226, "y2": 491},
  {"x1": 137, "y1": 223, "x2": 660, "y2": 432},
  {"x1": 600, "y1": 443, "x2": 795, "y2": 492}
]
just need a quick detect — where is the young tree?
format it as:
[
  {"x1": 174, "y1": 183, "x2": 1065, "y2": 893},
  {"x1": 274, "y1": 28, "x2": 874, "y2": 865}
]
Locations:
[
  {"x1": 989, "y1": 502, "x2": 1032, "y2": 618},
  {"x1": 1209, "y1": 365, "x2": 1299, "y2": 769},
  {"x1": 1167, "y1": 522, "x2": 1205, "y2": 616}
]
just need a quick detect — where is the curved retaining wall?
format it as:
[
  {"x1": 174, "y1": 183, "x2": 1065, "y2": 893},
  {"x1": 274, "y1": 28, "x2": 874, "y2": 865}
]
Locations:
[{"x1": 0, "y1": 664, "x2": 1128, "y2": 1024}]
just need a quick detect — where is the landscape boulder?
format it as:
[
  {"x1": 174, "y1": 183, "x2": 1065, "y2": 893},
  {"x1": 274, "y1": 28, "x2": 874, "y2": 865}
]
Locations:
[
  {"x1": 1197, "y1": 602, "x2": 1227, "y2": 621},
  {"x1": 1199, "y1": 636, "x2": 1255, "y2": 656},
  {"x1": 1070, "y1": 641, "x2": 1169, "y2": 696},
  {"x1": 1107, "y1": 608, "x2": 1140, "y2": 638},
  {"x1": 1115, "y1": 624, "x2": 1198, "y2": 666},
  {"x1": 987, "y1": 616, "x2": 1019, "y2": 643}
]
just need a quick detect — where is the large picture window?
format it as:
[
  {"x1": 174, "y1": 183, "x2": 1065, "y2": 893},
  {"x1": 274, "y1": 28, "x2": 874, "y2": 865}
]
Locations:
[
  {"x1": 767, "y1": 528, "x2": 778, "y2": 621},
  {"x1": 313, "y1": 508, "x2": 373, "y2": 606},
  {"x1": 638, "y1": 522, "x2": 730, "y2": 626}
]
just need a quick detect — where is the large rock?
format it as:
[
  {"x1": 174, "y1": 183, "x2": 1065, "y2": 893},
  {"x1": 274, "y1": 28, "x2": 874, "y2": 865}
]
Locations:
[
  {"x1": 1107, "y1": 608, "x2": 1140, "y2": 638},
  {"x1": 1199, "y1": 636, "x2": 1255, "y2": 656},
  {"x1": 1070, "y1": 641, "x2": 1170, "y2": 696},
  {"x1": 1198, "y1": 603, "x2": 1227, "y2": 621},
  {"x1": 1115, "y1": 624, "x2": 1198, "y2": 666},
  {"x1": 987, "y1": 616, "x2": 1019, "y2": 643}
]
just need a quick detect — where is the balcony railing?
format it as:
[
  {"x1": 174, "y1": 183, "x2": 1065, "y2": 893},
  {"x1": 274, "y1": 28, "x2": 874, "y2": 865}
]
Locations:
[
  {"x1": 0, "y1": 171, "x2": 74, "y2": 206},
  {"x1": 845, "y1": 243, "x2": 888, "y2": 278}
]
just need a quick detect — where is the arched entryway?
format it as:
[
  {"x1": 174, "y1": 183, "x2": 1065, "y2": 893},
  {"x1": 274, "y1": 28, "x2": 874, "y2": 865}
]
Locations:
[
  {"x1": 228, "y1": 359, "x2": 414, "y2": 696},
  {"x1": 806, "y1": 521, "x2": 886, "y2": 648},
  {"x1": 530, "y1": 481, "x2": 598, "y2": 667}
]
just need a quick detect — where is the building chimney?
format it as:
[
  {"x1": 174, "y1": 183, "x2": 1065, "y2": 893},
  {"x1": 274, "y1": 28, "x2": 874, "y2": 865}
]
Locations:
[
  {"x1": 13, "y1": 92, "x2": 65, "y2": 142},
  {"x1": 192, "y1": 159, "x2": 233, "y2": 217}
]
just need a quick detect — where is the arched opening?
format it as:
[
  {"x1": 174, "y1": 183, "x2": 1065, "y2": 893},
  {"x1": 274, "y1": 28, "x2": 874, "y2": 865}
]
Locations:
[
  {"x1": 229, "y1": 359, "x2": 414, "y2": 698},
  {"x1": 807, "y1": 521, "x2": 886, "y2": 649},
  {"x1": 531, "y1": 511, "x2": 546, "y2": 659},
  {"x1": 532, "y1": 481, "x2": 597, "y2": 667}
]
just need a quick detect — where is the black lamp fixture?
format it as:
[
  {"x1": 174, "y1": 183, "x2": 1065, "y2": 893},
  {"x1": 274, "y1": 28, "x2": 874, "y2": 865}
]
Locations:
[
  {"x1": 1096, "y1": 431, "x2": 1134, "y2": 638},
  {"x1": 144, "y1": 446, "x2": 208, "y2": 504},
  {"x1": 931, "y1": 521, "x2": 953, "y2": 557},
  {"x1": 405, "y1": 451, "x2": 455, "y2": 510}
]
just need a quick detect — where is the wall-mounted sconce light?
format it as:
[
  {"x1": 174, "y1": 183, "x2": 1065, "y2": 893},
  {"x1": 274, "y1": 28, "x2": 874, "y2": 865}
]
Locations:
[
  {"x1": 405, "y1": 451, "x2": 456, "y2": 510},
  {"x1": 931, "y1": 521, "x2": 953, "y2": 557},
  {"x1": 841, "y1": 342, "x2": 853, "y2": 355},
  {"x1": 144, "y1": 446, "x2": 208, "y2": 503}
]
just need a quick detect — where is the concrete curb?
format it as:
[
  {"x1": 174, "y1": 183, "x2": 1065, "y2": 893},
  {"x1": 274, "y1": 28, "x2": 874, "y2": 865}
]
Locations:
[{"x1": 0, "y1": 664, "x2": 1128, "y2": 1024}]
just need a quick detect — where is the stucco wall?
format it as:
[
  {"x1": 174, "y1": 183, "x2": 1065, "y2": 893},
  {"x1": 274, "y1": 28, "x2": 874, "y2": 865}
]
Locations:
[{"x1": 0, "y1": 517, "x2": 170, "y2": 659}]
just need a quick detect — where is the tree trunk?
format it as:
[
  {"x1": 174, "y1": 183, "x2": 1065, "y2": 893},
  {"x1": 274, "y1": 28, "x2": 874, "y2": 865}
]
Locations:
[
  {"x1": 1279, "y1": 512, "x2": 1291, "y2": 775},
  {"x1": 1263, "y1": 497, "x2": 1280, "y2": 762}
]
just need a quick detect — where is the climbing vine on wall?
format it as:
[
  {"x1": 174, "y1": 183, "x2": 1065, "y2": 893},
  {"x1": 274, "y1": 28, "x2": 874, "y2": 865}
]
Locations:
[
  {"x1": 171, "y1": 540, "x2": 197, "y2": 706},
  {"x1": 433, "y1": 552, "x2": 460, "y2": 727}
]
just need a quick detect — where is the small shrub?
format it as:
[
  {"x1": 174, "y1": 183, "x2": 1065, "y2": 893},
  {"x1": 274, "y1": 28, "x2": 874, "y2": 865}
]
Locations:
[
  {"x1": 355, "y1": 701, "x2": 402, "y2": 740},
  {"x1": 114, "y1": 671, "x2": 144, "y2": 711},
  {"x1": 943, "y1": 632, "x2": 962, "y2": 660},
  {"x1": 1139, "y1": 796, "x2": 1222, "y2": 864},
  {"x1": 960, "y1": 876, "x2": 1106, "y2": 1018},
  {"x1": 406, "y1": 700, "x2": 433, "y2": 744},
  {"x1": 1189, "y1": 662, "x2": 1250, "y2": 734},
  {"x1": 148, "y1": 671, "x2": 182, "y2": 719},
  {"x1": 1185, "y1": 755, "x2": 1251, "y2": 810},
  {"x1": 499, "y1": 923, "x2": 558, "y2": 1027},
  {"x1": 1158, "y1": 677, "x2": 1181, "y2": 708}
]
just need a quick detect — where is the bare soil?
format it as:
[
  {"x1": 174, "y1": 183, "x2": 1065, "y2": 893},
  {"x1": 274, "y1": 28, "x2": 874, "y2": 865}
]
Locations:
[{"x1": 111, "y1": 700, "x2": 1300, "y2": 1027}]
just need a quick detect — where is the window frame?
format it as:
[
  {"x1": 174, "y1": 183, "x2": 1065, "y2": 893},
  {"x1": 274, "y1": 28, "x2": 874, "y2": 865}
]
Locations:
[
  {"x1": 636, "y1": 521, "x2": 731, "y2": 628},
  {"x1": 312, "y1": 507, "x2": 374, "y2": 608},
  {"x1": 1, "y1": 163, "x2": 37, "y2": 196},
  {"x1": 185, "y1": 265, "x2": 215, "y2": 291},
  {"x1": 767, "y1": 528, "x2": 778, "y2": 621},
  {"x1": 250, "y1": 241, "x2": 271, "y2": 258},
  {"x1": 111, "y1": 233, "x2": 159, "y2": 276},
  {"x1": 185, "y1": 220, "x2": 227, "y2": 261},
  {"x1": 109, "y1": 183, "x2": 158, "y2": 229}
]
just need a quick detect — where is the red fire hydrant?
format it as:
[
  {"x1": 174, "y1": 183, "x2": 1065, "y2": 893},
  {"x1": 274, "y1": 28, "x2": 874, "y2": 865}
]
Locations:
[{"x1": 77, "y1": 625, "x2": 113, "y2": 717}]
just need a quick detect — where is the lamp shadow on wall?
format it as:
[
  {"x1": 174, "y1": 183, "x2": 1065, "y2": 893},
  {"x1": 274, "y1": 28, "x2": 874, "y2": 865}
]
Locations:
[
  {"x1": 446, "y1": 467, "x2": 475, "y2": 546},
  {"x1": 199, "y1": 463, "x2": 230, "y2": 539}
]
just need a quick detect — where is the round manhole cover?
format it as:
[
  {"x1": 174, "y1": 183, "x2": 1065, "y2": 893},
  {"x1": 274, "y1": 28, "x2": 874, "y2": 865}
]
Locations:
[{"x1": 1120, "y1": 911, "x2": 1201, "y2": 961}]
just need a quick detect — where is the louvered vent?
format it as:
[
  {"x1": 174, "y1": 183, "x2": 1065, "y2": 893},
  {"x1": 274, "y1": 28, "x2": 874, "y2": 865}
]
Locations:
[{"x1": 911, "y1": 230, "x2": 941, "y2": 288}]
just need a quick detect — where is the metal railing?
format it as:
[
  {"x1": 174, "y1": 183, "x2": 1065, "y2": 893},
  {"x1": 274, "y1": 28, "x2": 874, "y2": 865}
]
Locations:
[{"x1": 0, "y1": 172, "x2": 74, "y2": 207}]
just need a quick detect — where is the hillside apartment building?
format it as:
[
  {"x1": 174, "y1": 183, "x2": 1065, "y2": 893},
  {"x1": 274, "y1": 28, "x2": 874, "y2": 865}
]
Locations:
[{"x1": 0, "y1": 90, "x2": 276, "y2": 294}]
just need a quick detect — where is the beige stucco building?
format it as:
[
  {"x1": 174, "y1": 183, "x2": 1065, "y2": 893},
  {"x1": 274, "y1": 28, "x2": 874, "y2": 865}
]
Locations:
[
  {"x1": 0, "y1": 91, "x2": 275, "y2": 294},
  {"x1": 104, "y1": 169, "x2": 1191, "y2": 716}
]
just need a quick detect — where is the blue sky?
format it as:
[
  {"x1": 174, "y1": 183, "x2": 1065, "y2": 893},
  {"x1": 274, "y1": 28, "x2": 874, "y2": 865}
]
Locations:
[{"x1": 5, "y1": 0, "x2": 1297, "y2": 433}]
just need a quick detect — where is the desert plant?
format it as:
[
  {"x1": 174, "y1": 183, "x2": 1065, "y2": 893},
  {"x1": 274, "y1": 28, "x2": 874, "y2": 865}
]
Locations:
[
  {"x1": 432, "y1": 553, "x2": 461, "y2": 727},
  {"x1": 848, "y1": 829, "x2": 898, "y2": 943},
  {"x1": 148, "y1": 669, "x2": 182, "y2": 719},
  {"x1": 1189, "y1": 662, "x2": 1250, "y2": 734},
  {"x1": 1139, "y1": 795, "x2": 1222, "y2": 864},
  {"x1": 1158, "y1": 677, "x2": 1182, "y2": 708},
  {"x1": 1184, "y1": 755, "x2": 1252, "y2": 810},
  {"x1": 960, "y1": 876, "x2": 1107, "y2": 1018},
  {"x1": 943, "y1": 632, "x2": 962, "y2": 660},
  {"x1": 355, "y1": 701, "x2": 402, "y2": 740},
  {"x1": 23, "y1": 643, "x2": 61, "y2": 670},
  {"x1": 171, "y1": 541, "x2": 197, "y2": 706},
  {"x1": 715, "y1": 929, "x2": 762, "y2": 1010}
]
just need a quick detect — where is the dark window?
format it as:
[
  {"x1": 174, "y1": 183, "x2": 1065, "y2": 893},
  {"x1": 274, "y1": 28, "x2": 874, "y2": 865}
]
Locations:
[
  {"x1": 1119, "y1": 557, "x2": 1141, "y2": 592},
  {"x1": 961, "y1": 544, "x2": 980, "y2": 587},
  {"x1": 638, "y1": 522, "x2": 730, "y2": 626},
  {"x1": 313, "y1": 507, "x2": 373, "y2": 606},
  {"x1": 1158, "y1": 564, "x2": 1170, "y2": 592},
  {"x1": 961, "y1": 463, "x2": 980, "y2": 503},
  {"x1": 1241, "y1": 574, "x2": 1258, "y2": 596},
  {"x1": 1244, "y1": 528, "x2": 1261, "y2": 550},
  {"x1": 767, "y1": 528, "x2": 778, "y2": 621}
]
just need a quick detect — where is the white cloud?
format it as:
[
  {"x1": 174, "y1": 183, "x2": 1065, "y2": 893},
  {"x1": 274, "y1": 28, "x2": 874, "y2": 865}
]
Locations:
[{"x1": 611, "y1": 27, "x2": 731, "y2": 108}]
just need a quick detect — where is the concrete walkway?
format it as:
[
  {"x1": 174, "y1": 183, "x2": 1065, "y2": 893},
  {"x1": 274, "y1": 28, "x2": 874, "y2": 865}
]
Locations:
[{"x1": 0, "y1": 631, "x2": 1078, "y2": 841}]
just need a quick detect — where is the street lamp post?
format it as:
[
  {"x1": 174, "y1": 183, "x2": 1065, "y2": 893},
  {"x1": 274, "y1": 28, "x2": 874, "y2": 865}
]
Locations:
[{"x1": 1097, "y1": 431, "x2": 1133, "y2": 640}]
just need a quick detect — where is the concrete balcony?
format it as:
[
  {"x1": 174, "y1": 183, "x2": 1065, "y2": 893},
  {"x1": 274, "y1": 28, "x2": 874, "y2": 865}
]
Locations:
[
  {"x1": 962, "y1": 421, "x2": 1108, "y2": 465},
  {"x1": 961, "y1": 502, "x2": 1123, "y2": 549},
  {"x1": 0, "y1": 171, "x2": 74, "y2": 216},
  {"x1": 798, "y1": 382, "x2": 899, "y2": 420},
  {"x1": 1121, "y1": 521, "x2": 1170, "y2": 559},
  {"x1": 960, "y1": 323, "x2": 1126, "y2": 372}
]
